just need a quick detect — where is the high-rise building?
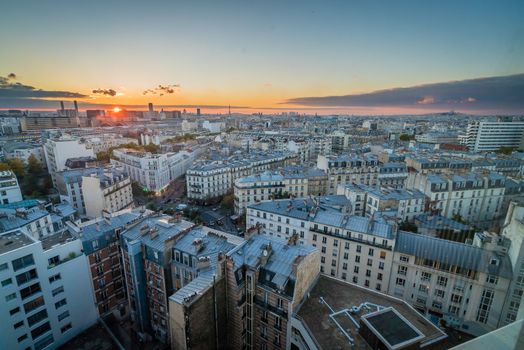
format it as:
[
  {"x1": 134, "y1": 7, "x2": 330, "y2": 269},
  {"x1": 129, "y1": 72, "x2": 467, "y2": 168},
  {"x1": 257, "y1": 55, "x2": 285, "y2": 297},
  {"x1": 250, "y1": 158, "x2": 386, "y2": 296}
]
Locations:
[
  {"x1": 0, "y1": 171, "x2": 23, "y2": 205},
  {"x1": 461, "y1": 120, "x2": 524, "y2": 152}
]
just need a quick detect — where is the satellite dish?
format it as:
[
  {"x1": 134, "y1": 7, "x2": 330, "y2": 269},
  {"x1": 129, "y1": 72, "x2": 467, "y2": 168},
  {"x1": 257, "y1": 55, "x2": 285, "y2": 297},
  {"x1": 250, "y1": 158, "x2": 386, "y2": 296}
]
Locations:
[{"x1": 263, "y1": 249, "x2": 268, "y2": 257}]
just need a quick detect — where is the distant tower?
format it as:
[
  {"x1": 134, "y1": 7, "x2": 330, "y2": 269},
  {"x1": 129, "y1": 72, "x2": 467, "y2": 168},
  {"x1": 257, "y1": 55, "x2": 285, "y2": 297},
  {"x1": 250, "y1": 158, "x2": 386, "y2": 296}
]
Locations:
[
  {"x1": 74, "y1": 100, "x2": 78, "y2": 112},
  {"x1": 148, "y1": 103, "x2": 154, "y2": 112},
  {"x1": 228, "y1": 104, "x2": 231, "y2": 117},
  {"x1": 60, "y1": 101, "x2": 65, "y2": 110},
  {"x1": 196, "y1": 108, "x2": 201, "y2": 116}
]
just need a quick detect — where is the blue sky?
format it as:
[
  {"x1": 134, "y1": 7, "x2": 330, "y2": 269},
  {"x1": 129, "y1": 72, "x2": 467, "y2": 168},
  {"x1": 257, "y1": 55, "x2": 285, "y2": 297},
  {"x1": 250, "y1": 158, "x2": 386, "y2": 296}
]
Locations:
[{"x1": 0, "y1": 0, "x2": 523, "y2": 113}]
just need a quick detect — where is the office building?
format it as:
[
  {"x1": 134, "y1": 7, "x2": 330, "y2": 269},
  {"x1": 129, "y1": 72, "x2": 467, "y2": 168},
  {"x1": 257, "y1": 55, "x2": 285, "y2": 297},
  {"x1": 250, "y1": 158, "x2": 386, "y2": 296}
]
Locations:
[{"x1": 0, "y1": 171, "x2": 23, "y2": 205}]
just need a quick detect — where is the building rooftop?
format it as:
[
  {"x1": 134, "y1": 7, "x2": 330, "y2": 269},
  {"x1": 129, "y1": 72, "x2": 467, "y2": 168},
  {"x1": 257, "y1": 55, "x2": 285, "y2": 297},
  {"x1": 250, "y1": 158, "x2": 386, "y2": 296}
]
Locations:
[
  {"x1": 0, "y1": 207, "x2": 49, "y2": 232},
  {"x1": 41, "y1": 230, "x2": 76, "y2": 251},
  {"x1": 295, "y1": 275, "x2": 446, "y2": 350},
  {"x1": 396, "y1": 231, "x2": 513, "y2": 278},
  {"x1": 0, "y1": 230, "x2": 35, "y2": 255}
]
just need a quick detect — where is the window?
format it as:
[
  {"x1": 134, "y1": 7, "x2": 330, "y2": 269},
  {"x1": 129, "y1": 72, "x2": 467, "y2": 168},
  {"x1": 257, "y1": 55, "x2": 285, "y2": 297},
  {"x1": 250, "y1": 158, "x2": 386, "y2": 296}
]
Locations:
[
  {"x1": 0, "y1": 262, "x2": 8, "y2": 271},
  {"x1": 486, "y1": 275, "x2": 498, "y2": 285},
  {"x1": 28, "y1": 309, "x2": 48, "y2": 327},
  {"x1": 368, "y1": 248, "x2": 374, "y2": 256},
  {"x1": 24, "y1": 296, "x2": 44, "y2": 313},
  {"x1": 345, "y1": 242, "x2": 350, "y2": 249},
  {"x1": 322, "y1": 237, "x2": 327, "y2": 244},
  {"x1": 476, "y1": 289, "x2": 494, "y2": 324},
  {"x1": 343, "y1": 252, "x2": 349, "y2": 260},
  {"x1": 321, "y1": 246, "x2": 326, "y2": 253},
  {"x1": 10, "y1": 306, "x2": 20, "y2": 315},
  {"x1": 380, "y1": 251, "x2": 386, "y2": 259},
  {"x1": 366, "y1": 269, "x2": 371, "y2": 277},
  {"x1": 17, "y1": 334, "x2": 28, "y2": 343},
  {"x1": 58, "y1": 310, "x2": 70, "y2": 321},
  {"x1": 55, "y1": 298, "x2": 67, "y2": 309},
  {"x1": 437, "y1": 276, "x2": 448, "y2": 287},
  {"x1": 451, "y1": 294, "x2": 463, "y2": 304},
  {"x1": 48, "y1": 256, "x2": 60, "y2": 266},
  {"x1": 16, "y1": 269, "x2": 38, "y2": 286},
  {"x1": 343, "y1": 262, "x2": 348, "y2": 270},
  {"x1": 312, "y1": 234, "x2": 317, "y2": 241},
  {"x1": 396, "y1": 278, "x2": 405, "y2": 286},
  {"x1": 356, "y1": 245, "x2": 361, "y2": 253},
  {"x1": 421, "y1": 272, "x2": 431, "y2": 282},
  {"x1": 434, "y1": 289, "x2": 445, "y2": 298},
  {"x1": 20, "y1": 283, "x2": 41, "y2": 300},
  {"x1": 400, "y1": 255, "x2": 409, "y2": 263},
  {"x1": 379, "y1": 262, "x2": 384, "y2": 270},
  {"x1": 367, "y1": 259, "x2": 372, "y2": 266},
  {"x1": 52, "y1": 286, "x2": 64, "y2": 297},
  {"x1": 60, "y1": 323, "x2": 72, "y2": 334},
  {"x1": 398, "y1": 265, "x2": 407, "y2": 275},
  {"x1": 1, "y1": 277, "x2": 12, "y2": 286},
  {"x1": 14, "y1": 320, "x2": 25, "y2": 329},
  {"x1": 12, "y1": 254, "x2": 34, "y2": 271},
  {"x1": 355, "y1": 255, "x2": 360, "y2": 263},
  {"x1": 49, "y1": 273, "x2": 61, "y2": 283}
]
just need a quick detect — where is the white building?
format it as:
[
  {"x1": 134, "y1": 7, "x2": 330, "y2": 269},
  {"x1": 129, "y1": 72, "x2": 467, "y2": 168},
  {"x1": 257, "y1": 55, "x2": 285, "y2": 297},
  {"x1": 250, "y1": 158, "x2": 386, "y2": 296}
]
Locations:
[
  {"x1": 44, "y1": 136, "x2": 95, "y2": 187},
  {"x1": 0, "y1": 207, "x2": 54, "y2": 239},
  {"x1": 202, "y1": 120, "x2": 225, "y2": 133},
  {"x1": 84, "y1": 134, "x2": 138, "y2": 154},
  {"x1": 81, "y1": 168, "x2": 133, "y2": 218},
  {"x1": 500, "y1": 202, "x2": 524, "y2": 326},
  {"x1": 390, "y1": 231, "x2": 513, "y2": 336},
  {"x1": 411, "y1": 172, "x2": 506, "y2": 228},
  {"x1": 247, "y1": 198, "x2": 396, "y2": 293},
  {"x1": 3, "y1": 143, "x2": 46, "y2": 167},
  {"x1": 0, "y1": 171, "x2": 23, "y2": 205},
  {"x1": 0, "y1": 229, "x2": 98, "y2": 350},
  {"x1": 340, "y1": 184, "x2": 425, "y2": 222},
  {"x1": 233, "y1": 167, "x2": 327, "y2": 214},
  {"x1": 111, "y1": 148, "x2": 203, "y2": 193},
  {"x1": 317, "y1": 154, "x2": 380, "y2": 194},
  {"x1": 186, "y1": 151, "x2": 296, "y2": 201},
  {"x1": 461, "y1": 120, "x2": 524, "y2": 152},
  {"x1": 111, "y1": 149, "x2": 171, "y2": 192}
]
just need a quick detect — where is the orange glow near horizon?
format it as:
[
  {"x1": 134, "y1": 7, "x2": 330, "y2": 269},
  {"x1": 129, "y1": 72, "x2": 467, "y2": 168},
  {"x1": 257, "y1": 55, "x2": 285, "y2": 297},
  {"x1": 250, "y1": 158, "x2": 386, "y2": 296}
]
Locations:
[{"x1": 113, "y1": 107, "x2": 121, "y2": 113}]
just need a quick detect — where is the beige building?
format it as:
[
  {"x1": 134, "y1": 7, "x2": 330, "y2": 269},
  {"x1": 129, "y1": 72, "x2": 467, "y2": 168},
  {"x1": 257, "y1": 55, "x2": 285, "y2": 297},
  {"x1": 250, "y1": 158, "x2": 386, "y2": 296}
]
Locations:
[{"x1": 81, "y1": 167, "x2": 133, "y2": 218}]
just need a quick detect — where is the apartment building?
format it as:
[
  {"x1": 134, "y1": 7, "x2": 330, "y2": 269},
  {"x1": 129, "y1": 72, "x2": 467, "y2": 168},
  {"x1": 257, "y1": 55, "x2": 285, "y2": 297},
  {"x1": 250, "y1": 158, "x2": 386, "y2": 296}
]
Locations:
[
  {"x1": 389, "y1": 231, "x2": 513, "y2": 335},
  {"x1": 71, "y1": 209, "x2": 148, "y2": 318},
  {"x1": 317, "y1": 154, "x2": 380, "y2": 194},
  {"x1": 169, "y1": 226, "x2": 243, "y2": 350},
  {"x1": 81, "y1": 167, "x2": 133, "y2": 218},
  {"x1": 461, "y1": 119, "x2": 524, "y2": 152},
  {"x1": 378, "y1": 162, "x2": 408, "y2": 189},
  {"x1": 111, "y1": 148, "x2": 203, "y2": 193},
  {"x1": 412, "y1": 172, "x2": 506, "y2": 228},
  {"x1": 111, "y1": 149, "x2": 171, "y2": 192},
  {"x1": 247, "y1": 198, "x2": 396, "y2": 293},
  {"x1": 0, "y1": 229, "x2": 97, "y2": 350},
  {"x1": 55, "y1": 168, "x2": 100, "y2": 216},
  {"x1": 233, "y1": 167, "x2": 327, "y2": 215},
  {"x1": 83, "y1": 134, "x2": 138, "y2": 154},
  {"x1": 121, "y1": 215, "x2": 195, "y2": 343},
  {"x1": 0, "y1": 207, "x2": 54, "y2": 239},
  {"x1": 43, "y1": 136, "x2": 95, "y2": 187},
  {"x1": 0, "y1": 170, "x2": 23, "y2": 205},
  {"x1": 3, "y1": 142, "x2": 46, "y2": 167},
  {"x1": 500, "y1": 202, "x2": 524, "y2": 326},
  {"x1": 186, "y1": 151, "x2": 296, "y2": 201},
  {"x1": 340, "y1": 184, "x2": 425, "y2": 222}
]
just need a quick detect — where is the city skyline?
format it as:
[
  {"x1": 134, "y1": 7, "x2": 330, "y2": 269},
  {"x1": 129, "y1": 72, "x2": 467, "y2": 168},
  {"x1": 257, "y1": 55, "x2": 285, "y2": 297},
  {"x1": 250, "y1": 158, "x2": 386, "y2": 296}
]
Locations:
[{"x1": 1, "y1": 0, "x2": 523, "y2": 114}]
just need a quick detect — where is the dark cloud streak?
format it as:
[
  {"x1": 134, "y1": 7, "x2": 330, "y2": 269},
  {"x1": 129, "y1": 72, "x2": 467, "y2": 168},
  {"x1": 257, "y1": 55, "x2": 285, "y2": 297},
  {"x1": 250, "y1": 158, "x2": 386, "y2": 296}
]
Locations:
[
  {"x1": 284, "y1": 74, "x2": 524, "y2": 112},
  {"x1": 0, "y1": 74, "x2": 87, "y2": 99},
  {"x1": 92, "y1": 88, "x2": 117, "y2": 96}
]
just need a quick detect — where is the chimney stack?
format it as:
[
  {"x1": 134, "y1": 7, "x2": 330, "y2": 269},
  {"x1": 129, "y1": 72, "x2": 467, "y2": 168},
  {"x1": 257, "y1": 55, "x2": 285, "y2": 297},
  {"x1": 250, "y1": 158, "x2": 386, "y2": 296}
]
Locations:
[
  {"x1": 74, "y1": 100, "x2": 78, "y2": 112},
  {"x1": 60, "y1": 101, "x2": 65, "y2": 110}
]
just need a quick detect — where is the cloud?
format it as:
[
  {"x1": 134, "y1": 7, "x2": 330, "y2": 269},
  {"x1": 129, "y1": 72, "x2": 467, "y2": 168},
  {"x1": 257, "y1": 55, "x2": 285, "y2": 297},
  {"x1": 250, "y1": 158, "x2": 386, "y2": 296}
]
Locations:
[
  {"x1": 92, "y1": 88, "x2": 117, "y2": 96},
  {"x1": 142, "y1": 84, "x2": 180, "y2": 96},
  {"x1": 0, "y1": 74, "x2": 87, "y2": 99},
  {"x1": 283, "y1": 73, "x2": 524, "y2": 112},
  {"x1": 417, "y1": 96, "x2": 435, "y2": 105}
]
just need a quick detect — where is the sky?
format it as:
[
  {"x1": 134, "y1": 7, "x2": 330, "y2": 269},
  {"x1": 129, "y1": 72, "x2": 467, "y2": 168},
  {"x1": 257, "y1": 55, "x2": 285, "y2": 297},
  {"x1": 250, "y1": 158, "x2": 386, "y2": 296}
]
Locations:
[{"x1": 1, "y1": 0, "x2": 523, "y2": 114}]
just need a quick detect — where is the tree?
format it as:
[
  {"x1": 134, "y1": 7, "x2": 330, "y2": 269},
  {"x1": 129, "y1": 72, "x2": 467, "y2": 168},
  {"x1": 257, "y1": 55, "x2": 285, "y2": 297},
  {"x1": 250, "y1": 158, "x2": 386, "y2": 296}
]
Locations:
[
  {"x1": 6, "y1": 158, "x2": 25, "y2": 178},
  {"x1": 399, "y1": 134, "x2": 411, "y2": 142},
  {"x1": 27, "y1": 155, "x2": 43, "y2": 174},
  {"x1": 0, "y1": 162, "x2": 10, "y2": 171},
  {"x1": 496, "y1": 146, "x2": 514, "y2": 155},
  {"x1": 143, "y1": 143, "x2": 160, "y2": 153}
]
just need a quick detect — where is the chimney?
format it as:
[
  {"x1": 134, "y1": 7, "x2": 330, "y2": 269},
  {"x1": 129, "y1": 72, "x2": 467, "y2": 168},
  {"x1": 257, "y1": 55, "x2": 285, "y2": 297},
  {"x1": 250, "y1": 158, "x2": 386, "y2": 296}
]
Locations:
[
  {"x1": 260, "y1": 243, "x2": 272, "y2": 266},
  {"x1": 60, "y1": 101, "x2": 65, "y2": 110},
  {"x1": 74, "y1": 100, "x2": 78, "y2": 112}
]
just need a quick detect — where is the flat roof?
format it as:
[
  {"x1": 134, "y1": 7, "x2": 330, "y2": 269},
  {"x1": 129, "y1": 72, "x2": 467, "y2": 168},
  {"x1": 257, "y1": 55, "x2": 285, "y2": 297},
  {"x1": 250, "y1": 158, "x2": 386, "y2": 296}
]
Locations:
[
  {"x1": 0, "y1": 230, "x2": 35, "y2": 255},
  {"x1": 361, "y1": 307, "x2": 424, "y2": 349},
  {"x1": 296, "y1": 275, "x2": 446, "y2": 350}
]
